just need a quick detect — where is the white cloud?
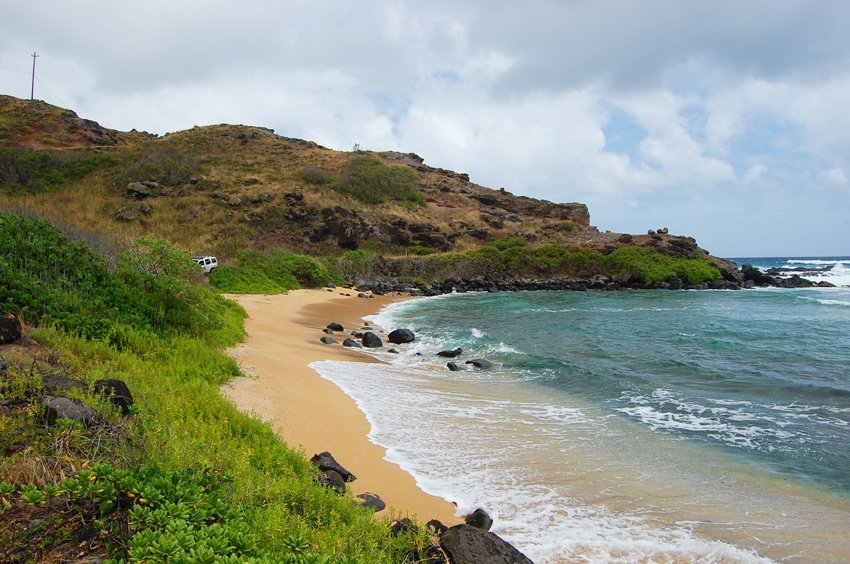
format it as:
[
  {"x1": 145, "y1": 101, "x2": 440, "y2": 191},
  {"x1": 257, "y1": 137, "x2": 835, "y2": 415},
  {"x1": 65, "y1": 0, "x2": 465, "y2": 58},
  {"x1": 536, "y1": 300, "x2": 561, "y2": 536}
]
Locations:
[{"x1": 2, "y1": 0, "x2": 849, "y2": 255}]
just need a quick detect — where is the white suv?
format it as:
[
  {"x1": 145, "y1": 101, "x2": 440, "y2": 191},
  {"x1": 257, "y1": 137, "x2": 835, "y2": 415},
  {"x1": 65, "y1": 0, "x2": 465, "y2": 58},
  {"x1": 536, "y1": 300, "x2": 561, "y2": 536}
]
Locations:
[{"x1": 193, "y1": 255, "x2": 218, "y2": 274}]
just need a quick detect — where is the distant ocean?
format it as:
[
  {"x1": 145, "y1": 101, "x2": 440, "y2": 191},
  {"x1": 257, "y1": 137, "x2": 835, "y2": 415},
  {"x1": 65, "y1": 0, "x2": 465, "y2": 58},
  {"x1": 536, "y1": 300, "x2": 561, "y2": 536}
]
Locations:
[{"x1": 311, "y1": 257, "x2": 850, "y2": 562}]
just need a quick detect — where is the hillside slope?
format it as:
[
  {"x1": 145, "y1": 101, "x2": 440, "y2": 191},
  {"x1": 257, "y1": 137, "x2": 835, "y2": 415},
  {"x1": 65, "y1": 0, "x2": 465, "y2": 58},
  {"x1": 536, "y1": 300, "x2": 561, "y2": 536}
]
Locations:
[{"x1": 0, "y1": 95, "x2": 722, "y2": 283}]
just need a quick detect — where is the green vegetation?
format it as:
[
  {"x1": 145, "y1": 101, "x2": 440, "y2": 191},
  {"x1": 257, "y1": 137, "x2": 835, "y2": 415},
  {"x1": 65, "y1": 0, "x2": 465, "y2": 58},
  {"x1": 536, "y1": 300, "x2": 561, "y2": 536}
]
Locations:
[
  {"x1": 209, "y1": 247, "x2": 335, "y2": 293},
  {"x1": 0, "y1": 147, "x2": 118, "y2": 194},
  {"x1": 327, "y1": 237, "x2": 720, "y2": 286},
  {"x1": 603, "y1": 246, "x2": 720, "y2": 285},
  {"x1": 0, "y1": 215, "x2": 236, "y2": 339},
  {"x1": 334, "y1": 154, "x2": 424, "y2": 206},
  {"x1": 0, "y1": 212, "x2": 432, "y2": 562}
]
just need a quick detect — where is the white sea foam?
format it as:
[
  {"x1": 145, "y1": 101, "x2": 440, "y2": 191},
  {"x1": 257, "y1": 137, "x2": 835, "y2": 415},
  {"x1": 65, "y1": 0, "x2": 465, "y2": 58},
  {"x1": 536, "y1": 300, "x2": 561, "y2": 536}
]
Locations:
[{"x1": 310, "y1": 360, "x2": 772, "y2": 562}]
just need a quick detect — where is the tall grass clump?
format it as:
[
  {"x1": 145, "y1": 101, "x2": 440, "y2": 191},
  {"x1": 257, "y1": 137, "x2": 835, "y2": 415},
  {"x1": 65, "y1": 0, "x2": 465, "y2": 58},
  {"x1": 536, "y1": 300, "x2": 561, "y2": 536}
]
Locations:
[{"x1": 334, "y1": 154, "x2": 424, "y2": 205}]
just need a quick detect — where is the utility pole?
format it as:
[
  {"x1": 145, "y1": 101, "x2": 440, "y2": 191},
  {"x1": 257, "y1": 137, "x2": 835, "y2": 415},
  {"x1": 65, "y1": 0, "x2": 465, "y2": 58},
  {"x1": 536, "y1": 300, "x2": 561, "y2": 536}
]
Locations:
[{"x1": 31, "y1": 52, "x2": 38, "y2": 100}]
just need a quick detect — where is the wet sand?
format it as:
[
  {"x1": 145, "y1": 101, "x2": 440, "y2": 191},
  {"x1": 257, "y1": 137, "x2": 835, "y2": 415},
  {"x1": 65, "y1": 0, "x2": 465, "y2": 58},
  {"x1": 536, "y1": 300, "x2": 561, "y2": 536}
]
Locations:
[{"x1": 222, "y1": 289, "x2": 460, "y2": 524}]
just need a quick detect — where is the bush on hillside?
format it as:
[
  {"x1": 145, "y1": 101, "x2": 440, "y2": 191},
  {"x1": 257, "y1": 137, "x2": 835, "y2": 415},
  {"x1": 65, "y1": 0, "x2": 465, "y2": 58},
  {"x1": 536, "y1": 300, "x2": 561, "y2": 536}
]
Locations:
[
  {"x1": 208, "y1": 247, "x2": 334, "y2": 293},
  {"x1": 0, "y1": 147, "x2": 118, "y2": 194},
  {"x1": 334, "y1": 154, "x2": 424, "y2": 205}
]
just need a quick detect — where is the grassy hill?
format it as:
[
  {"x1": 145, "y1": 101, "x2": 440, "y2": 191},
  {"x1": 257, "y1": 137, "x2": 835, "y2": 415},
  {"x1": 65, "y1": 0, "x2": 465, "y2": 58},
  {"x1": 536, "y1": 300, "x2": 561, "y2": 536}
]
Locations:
[{"x1": 0, "y1": 94, "x2": 728, "y2": 291}]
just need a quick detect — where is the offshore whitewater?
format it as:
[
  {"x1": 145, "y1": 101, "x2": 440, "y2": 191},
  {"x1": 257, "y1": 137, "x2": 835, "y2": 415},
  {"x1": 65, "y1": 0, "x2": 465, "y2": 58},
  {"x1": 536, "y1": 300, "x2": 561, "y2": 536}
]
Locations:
[{"x1": 311, "y1": 258, "x2": 850, "y2": 562}]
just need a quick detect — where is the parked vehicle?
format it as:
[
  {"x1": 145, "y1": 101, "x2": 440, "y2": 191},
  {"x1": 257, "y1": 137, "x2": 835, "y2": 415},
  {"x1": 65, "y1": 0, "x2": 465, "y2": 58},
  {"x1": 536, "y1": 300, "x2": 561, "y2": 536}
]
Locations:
[{"x1": 193, "y1": 255, "x2": 218, "y2": 274}]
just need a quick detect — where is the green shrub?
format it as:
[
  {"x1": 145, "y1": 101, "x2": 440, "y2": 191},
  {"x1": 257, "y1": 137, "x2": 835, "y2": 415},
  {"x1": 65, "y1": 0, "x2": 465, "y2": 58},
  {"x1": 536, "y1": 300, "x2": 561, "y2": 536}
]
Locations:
[
  {"x1": 334, "y1": 154, "x2": 423, "y2": 205},
  {"x1": 0, "y1": 147, "x2": 118, "y2": 194},
  {"x1": 209, "y1": 248, "x2": 335, "y2": 294},
  {"x1": 604, "y1": 246, "x2": 720, "y2": 284}
]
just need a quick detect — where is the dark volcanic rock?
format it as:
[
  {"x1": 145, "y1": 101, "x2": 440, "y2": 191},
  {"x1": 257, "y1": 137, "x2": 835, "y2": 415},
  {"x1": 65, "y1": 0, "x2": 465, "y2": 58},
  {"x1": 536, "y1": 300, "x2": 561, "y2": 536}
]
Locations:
[
  {"x1": 440, "y1": 524, "x2": 533, "y2": 564},
  {"x1": 465, "y1": 508, "x2": 493, "y2": 531},
  {"x1": 342, "y1": 338, "x2": 362, "y2": 348},
  {"x1": 437, "y1": 347, "x2": 463, "y2": 358},
  {"x1": 327, "y1": 322, "x2": 344, "y2": 332},
  {"x1": 387, "y1": 328, "x2": 416, "y2": 344},
  {"x1": 427, "y1": 519, "x2": 449, "y2": 535},
  {"x1": 323, "y1": 328, "x2": 334, "y2": 334},
  {"x1": 356, "y1": 492, "x2": 386, "y2": 512},
  {"x1": 42, "y1": 396, "x2": 103, "y2": 428},
  {"x1": 390, "y1": 518, "x2": 416, "y2": 537},
  {"x1": 42, "y1": 374, "x2": 86, "y2": 394},
  {"x1": 447, "y1": 362, "x2": 463, "y2": 372},
  {"x1": 0, "y1": 316, "x2": 22, "y2": 344},
  {"x1": 93, "y1": 379, "x2": 134, "y2": 415},
  {"x1": 361, "y1": 332, "x2": 383, "y2": 348},
  {"x1": 388, "y1": 348, "x2": 399, "y2": 354},
  {"x1": 351, "y1": 331, "x2": 364, "y2": 338},
  {"x1": 466, "y1": 359, "x2": 493, "y2": 370},
  {"x1": 320, "y1": 336, "x2": 338, "y2": 345},
  {"x1": 311, "y1": 451, "x2": 357, "y2": 482},
  {"x1": 318, "y1": 470, "x2": 346, "y2": 494}
]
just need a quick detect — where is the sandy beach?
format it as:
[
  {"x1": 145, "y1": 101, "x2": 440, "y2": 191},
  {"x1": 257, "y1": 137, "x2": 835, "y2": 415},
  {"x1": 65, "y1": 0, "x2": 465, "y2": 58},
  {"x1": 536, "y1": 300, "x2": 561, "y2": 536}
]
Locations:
[{"x1": 222, "y1": 289, "x2": 460, "y2": 525}]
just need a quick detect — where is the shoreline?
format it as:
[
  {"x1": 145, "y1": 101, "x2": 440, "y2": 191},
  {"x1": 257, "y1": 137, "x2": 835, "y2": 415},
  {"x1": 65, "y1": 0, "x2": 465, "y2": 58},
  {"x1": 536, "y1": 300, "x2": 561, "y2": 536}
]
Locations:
[{"x1": 221, "y1": 289, "x2": 460, "y2": 525}]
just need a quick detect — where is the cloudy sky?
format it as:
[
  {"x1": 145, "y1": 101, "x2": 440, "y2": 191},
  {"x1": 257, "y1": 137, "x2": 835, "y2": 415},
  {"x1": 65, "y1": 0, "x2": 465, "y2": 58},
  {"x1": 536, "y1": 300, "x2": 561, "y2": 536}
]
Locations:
[{"x1": 2, "y1": 1, "x2": 849, "y2": 257}]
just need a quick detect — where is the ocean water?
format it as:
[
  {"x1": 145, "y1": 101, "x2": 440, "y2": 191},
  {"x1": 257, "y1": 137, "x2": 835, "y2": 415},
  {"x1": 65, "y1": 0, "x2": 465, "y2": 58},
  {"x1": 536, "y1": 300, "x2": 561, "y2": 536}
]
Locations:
[{"x1": 311, "y1": 258, "x2": 850, "y2": 562}]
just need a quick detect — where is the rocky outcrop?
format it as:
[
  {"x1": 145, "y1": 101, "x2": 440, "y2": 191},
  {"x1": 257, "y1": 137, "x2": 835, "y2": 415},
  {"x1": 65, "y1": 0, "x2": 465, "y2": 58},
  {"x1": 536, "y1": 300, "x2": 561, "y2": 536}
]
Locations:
[
  {"x1": 440, "y1": 525, "x2": 533, "y2": 564},
  {"x1": 318, "y1": 470, "x2": 346, "y2": 494},
  {"x1": 469, "y1": 187, "x2": 590, "y2": 226}
]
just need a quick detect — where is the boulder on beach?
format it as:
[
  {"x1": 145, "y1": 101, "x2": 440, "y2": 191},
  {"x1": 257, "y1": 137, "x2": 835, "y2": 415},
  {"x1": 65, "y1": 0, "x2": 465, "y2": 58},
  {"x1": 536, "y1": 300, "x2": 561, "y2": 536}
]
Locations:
[
  {"x1": 323, "y1": 328, "x2": 334, "y2": 334},
  {"x1": 466, "y1": 359, "x2": 493, "y2": 370},
  {"x1": 342, "y1": 338, "x2": 362, "y2": 348},
  {"x1": 320, "y1": 336, "x2": 338, "y2": 345},
  {"x1": 362, "y1": 332, "x2": 383, "y2": 348},
  {"x1": 388, "y1": 328, "x2": 416, "y2": 344},
  {"x1": 464, "y1": 508, "x2": 493, "y2": 531},
  {"x1": 311, "y1": 451, "x2": 357, "y2": 482},
  {"x1": 440, "y1": 524, "x2": 533, "y2": 564},
  {"x1": 447, "y1": 362, "x2": 463, "y2": 371},
  {"x1": 356, "y1": 492, "x2": 386, "y2": 512},
  {"x1": 437, "y1": 347, "x2": 463, "y2": 358},
  {"x1": 327, "y1": 322, "x2": 344, "y2": 331}
]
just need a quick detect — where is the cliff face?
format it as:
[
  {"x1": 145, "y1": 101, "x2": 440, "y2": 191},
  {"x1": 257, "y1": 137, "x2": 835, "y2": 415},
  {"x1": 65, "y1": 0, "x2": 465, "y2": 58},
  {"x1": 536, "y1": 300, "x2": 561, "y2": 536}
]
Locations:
[{"x1": 0, "y1": 94, "x2": 709, "y2": 265}]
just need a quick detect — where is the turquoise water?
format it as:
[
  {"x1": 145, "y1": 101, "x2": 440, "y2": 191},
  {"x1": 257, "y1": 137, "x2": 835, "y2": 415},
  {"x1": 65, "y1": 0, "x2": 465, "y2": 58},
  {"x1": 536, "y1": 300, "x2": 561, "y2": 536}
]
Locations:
[{"x1": 312, "y1": 258, "x2": 850, "y2": 562}]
